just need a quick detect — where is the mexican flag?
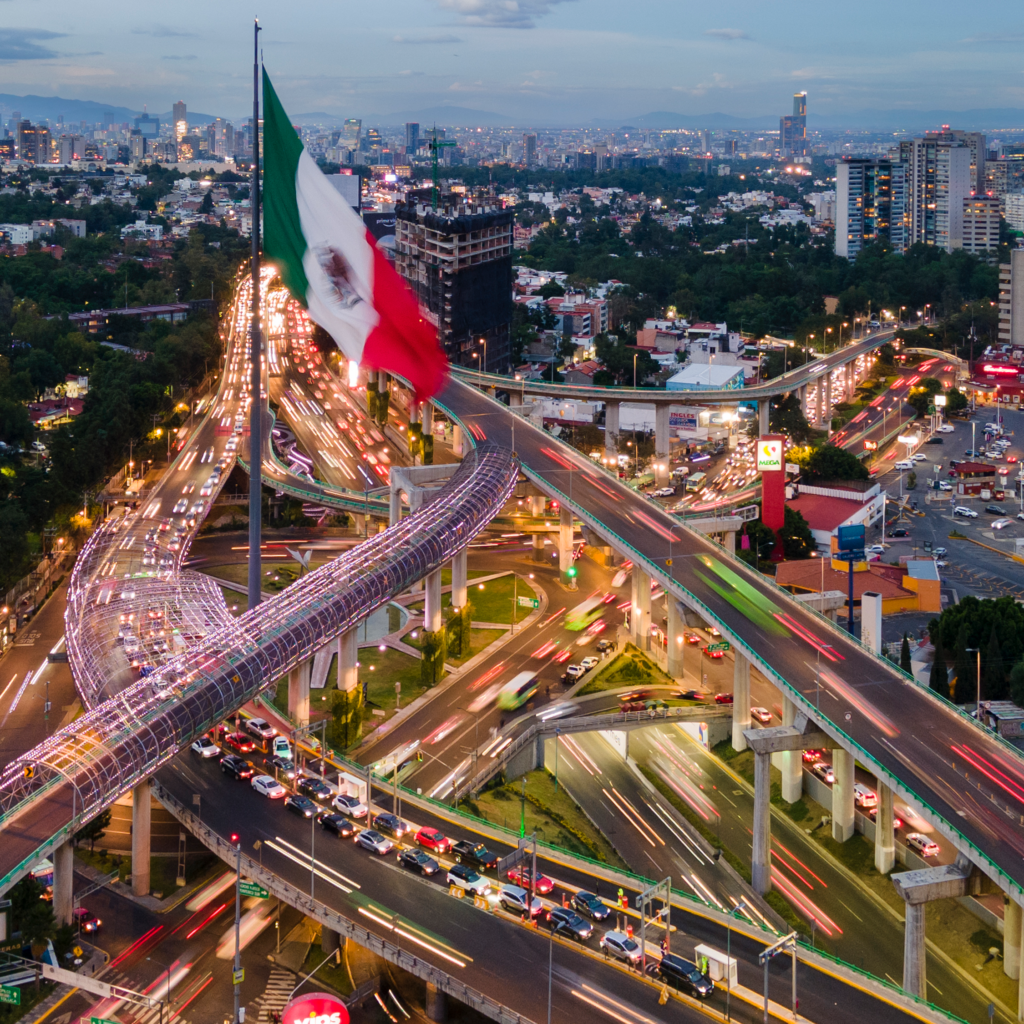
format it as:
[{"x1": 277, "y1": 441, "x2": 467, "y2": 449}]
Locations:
[{"x1": 261, "y1": 69, "x2": 447, "y2": 399}]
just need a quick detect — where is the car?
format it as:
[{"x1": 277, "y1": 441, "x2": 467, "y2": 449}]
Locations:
[
  {"x1": 251, "y1": 775, "x2": 287, "y2": 799},
  {"x1": 285, "y1": 794, "x2": 318, "y2": 818},
  {"x1": 572, "y1": 891, "x2": 611, "y2": 921},
  {"x1": 221, "y1": 754, "x2": 255, "y2": 780},
  {"x1": 580, "y1": 656, "x2": 600, "y2": 671},
  {"x1": 245, "y1": 717, "x2": 277, "y2": 740},
  {"x1": 924, "y1": 437, "x2": 944, "y2": 445},
  {"x1": 200, "y1": 482, "x2": 213, "y2": 497},
  {"x1": 964, "y1": 449, "x2": 981, "y2": 457},
  {"x1": 267, "y1": 755, "x2": 297, "y2": 780},
  {"x1": 538, "y1": 701, "x2": 579, "y2": 722},
  {"x1": 714, "y1": 692, "x2": 734, "y2": 704},
  {"x1": 853, "y1": 783, "x2": 877, "y2": 809},
  {"x1": 704, "y1": 646, "x2": 724, "y2": 660},
  {"x1": 415, "y1": 828, "x2": 449, "y2": 853},
  {"x1": 73, "y1": 907, "x2": 102, "y2": 933},
  {"x1": 911, "y1": 452, "x2": 928, "y2": 462},
  {"x1": 673, "y1": 688, "x2": 704, "y2": 701},
  {"x1": 600, "y1": 930, "x2": 643, "y2": 964},
  {"x1": 868, "y1": 806, "x2": 904, "y2": 830},
  {"x1": 954, "y1": 506, "x2": 979, "y2": 518},
  {"x1": 938, "y1": 481, "x2": 952, "y2": 491},
  {"x1": 934, "y1": 547, "x2": 947, "y2": 557},
  {"x1": 506, "y1": 865, "x2": 554, "y2": 894},
  {"x1": 656, "y1": 954, "x2": 714, "y2": 998},
  {"x1": 812, "y1": 761, "x2": 835, "y2": 784},
  {"x1": 750, "y1": 706, "x2": 773, "y2": 724},
  {"x1": 993, "y1": 518, "x2": 1013, "y2": 530},
  {"x1": 447, "y1": 863, "x2": 491, "y2": 895},
  {"x1": 564, "y1": 664, "x2": 585, "y2": 680},
  {"x1": 222, "y1": 732, "x2": 255, "y2": 754},
  {"x1": 906, "y1": 832, "x2": 940, "y2": 857},
  {"x1": 894, "y1": 460, "x2": 914, "y2": 471},
  {"x1": 888, "y1": 528, "x2": 909, "y2": 538},
  {"x1": 802, "y1": 748, "x2": 824, "y2": 763},
  {"x1": 191, "y1": 736, "x2": 221, "y2": 759},
  {"x1": 595, "y1": 638, "x2": 613, "y2": 653},
  {"x1": 986, "y1": 505, "x2": 1007, "y2": 516},
  {"x1": 316, "y1": 811, "x2": 355, "y2": 837},
  {"x1": 372, "y1": 812, "x2": 409, "y2": 839},
  {"x1": 399, "y1": 848, "x2": 439, "y2": 875},
  {"x1": 356, "y1": 829, "x2": 394, "y2": 855},
  {"x1": 333, "y1": 793, "x2": 368, "y2": 817},
  {"x1": 297, "y1": 777, "x2": 333, "y2": 802},
  {"x1": 546, "y1": 907, "x2": 593, "y2": 941},
  {"x1": 173, "y1": 499, "x2": 188, "y2": 514},
  {"x1": 451, "y1": 840, "x2": 499, "y2": 870},
  {"x1": 498, "y1": 884, "x2": 543, "y2": 917}
]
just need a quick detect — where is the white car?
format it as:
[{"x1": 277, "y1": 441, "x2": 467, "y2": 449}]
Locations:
[
  {"x1": 537, "y1": 701, "x2": 579, "y2": 722},
  {"x1": 906, "y1": 832, "x2": 940, "y2": 857},
  {"x1": 750, "y1": 706, "x2": 773, "y2": 724},
  {"x1": 938, "y1": 481, "x2": 952, "y2": 491},
  {"x1": 251, "y1": 775, "x2": 287, "y2": 799},
  {"x1": 355, "y1": 829, "x2": 393, "y2": 854},
  {"x1": 173, "y1": 499, "x2": 188, "y2": 514},
  {"x1": 245, "y1": 717, "x2": 277, "y2": 740},
  {"x1": 191, "y1": 736, "x2": 221, "y2": 759},
  {"x1": 200, "y1": 482, "x2": 213, "y2": 497},
  {"x1": 953, "y1": 506, "x2": 978, "y2": 518},
  {"x1": 333, "y1": 793, "x2": 368, "y2": 817},
  {"x1": 580, "y1": 656, "x2": 600, "y2": 671},
  {"x1": 993, "y1": 518, "x2": 1013, "y2": 530},
  {"x1": 911, "y1": 453, "x2": 928, "y2": 462},
  {"x1": 867, "y1": 544, "x2": 885, "y2": 555},
  {"x1": 651, "y1": 487, "x2": 675, "y2": 498},
  {"x1": 937, "y1": 425, "x2": 955, "y2": 433}
]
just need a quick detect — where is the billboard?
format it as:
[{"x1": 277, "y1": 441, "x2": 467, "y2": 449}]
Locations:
[
  {"x1": 756, "y1": 438, "x2": 783, "y2": 472},
  {"x1": 363, "y1": 212, "x2": 396, "y2": 260},
  {"x1": 758, "y1": 434, "x2": 786, "y2": 538},
  {"x1": 281, "y1": 992, "x2": 350, "y2": 1024},
  {"x1": 669, "y1": 410, "x2": 699, "y2": 430}
]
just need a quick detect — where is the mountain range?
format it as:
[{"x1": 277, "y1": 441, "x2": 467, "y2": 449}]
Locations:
[{"x1": 0, "y1": 92, "x2": 218, "y2": 128}]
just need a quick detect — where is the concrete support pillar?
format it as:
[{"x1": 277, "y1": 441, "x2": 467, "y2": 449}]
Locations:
[
  {"x1": 288, "y1": 661, "x2": 310, "y2": 729},
  {"x1": 1003, "y1": 898, "x2": 1021, "y2": 982},
  {"x1": 846, "y1": 362, "x2": 855, "y2": 402},
  {"x1": 337, "y1": 629, "x2": 358, "y2": 694},
  {"x1": 451, "y1": 548, "x2": 468, "y2": 611},
  {"x1": 667, "y1": 600, "x2": 685, "y2": 678},
  {"x1": 777, "y1": 696, "x2": 802, "y2": 804},
  {"x1": 823, "y1": 373, "x2": 832, "y2": 433},
  {"x1": 723, "y1": 529, "x2": 736, "y2": 554},
  {"x1": 321, "y1": 926, "x2": 341, "y2": 958},
  {"x1": 631, "y1": 565, "x2": 651, "y2": 650},
  {"x1": 425, "y1": 982, "x2": 448, "y2": 1023},
  {"x1": 654, "y1": 404, "x2": 671, "y2": 488},
  {"x1": 875, "y1": 782, "x2": 896, "y2": 875},
  {"x1": 532, "y1": 533, "x2": 546, "y2": 563},
  {"x1": 902, "y1": 902, "x2": 926, "y2": 999},
  {"x1": 389, "y1": 484, "x2": 403, "y2": 527},
  {"x1": 758, "y1": 399, "x2": 770, "y2": 437},
  {"x1": 731, "y1": 653, "x2": 751, "y2": 750},
  {"x1": 605, "y1": 401, "x2": 620, "y2": 467},
  {"x1": 815, "y1": 377, "x2": 824, "y2": 427},
  {"x1": 510, "y1": 391, "x2": 523, "y2": 409},
  {"x1": 421, "y1": 402, "x2": 434, "y2": 435},
  {"x1": 862, "y1": 592, "x2": 883, "y2": 653},
  {"x1": 559, "y1": 506, "x2": 575, "y2": 588},
  {"x1": 53, "y1": 840, "x2": 74, "y2": 926},
  {"x1": 378, "y1": 370, "x2": 387, "y2": 391},
  {"x1": 132, "y1": 780, "x2": 151, "y2": 897},
  {"x1": 530, "y1": 494, "x2": 545, "y2": 517},
  {"x1": 452, "y1": 424, "x2": 465, "y2": 457},
  {"x1": 752, "y1": 750, "x2": 772, "y2": 895},
  {"x1": 424, "y1": 569, "x2": 443, "y2": 632},
  {"x1": 831, "y1": 747, "x2": 855, "y2": 842}
]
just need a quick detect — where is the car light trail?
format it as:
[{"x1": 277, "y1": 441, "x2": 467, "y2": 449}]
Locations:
[
  {"x1": 185, "y1": 901, "x2": 229, "y2": 940},
  {"x1": 561, "y1": 734, "x2": 600, "y2": 774},
  {"x1": 265, "y1": 837, "x2": 359, "y2": 892},
  {"x1": 771, "y1": 869, "x2": 841, "y2": 936},
  {"x1": 184, "y1": 871, "x2": 235, "y2": 911},
  {"x1": 773, "y1": 837, "x2": 827, "y2": 887},
  {"x1": 573, "y1": 985, "x2": 659, "y2": 1024},
  {"x1": 357, "y1": 907, "x2": 468, "y2": 967},
  {"x1": 952, "y1": 744, "x2": 1024, "y2": 806},
  {"x1": 601, "y1": 787, "x2": 662, "y2": 847},
  {"x1": 688, "y1": 871, "x2": 725, "y2": 910},
  {"x1": 108, "y1": 925, "x2": 164, "y2": 968},
  {"x1": 817, "y1": 666, "x2": 897, "y2": 738}
]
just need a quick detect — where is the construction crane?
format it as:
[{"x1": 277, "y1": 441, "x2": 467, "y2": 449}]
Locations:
[{"x1": 428, "y1": 126, "x2": 456, "y2": 209}]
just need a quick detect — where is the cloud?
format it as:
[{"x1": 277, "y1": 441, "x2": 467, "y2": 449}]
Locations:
[
  {"x1": 393, "y1": 33, "x2": 463, "y2": 44},
  {"x1": 704, "y1": 29, "x2": 750, "y2": 41},
  {"x1": 961, "y1": 32, "x2": 1024, "y2": 44},
  {"x1": 0, "y1": 29, "x2": 65, "y2": 61},
  {"x1": 162, "y1": 54, "x2": 198, "y2": 61},
  {"x1": 132, "y1": 26, "x2": 198, "y2": 38},
  {"x1": 397, "y1": 69, "x2": 427, "y2": 76},
  {"x1": 434, "y1": 0, "x2": 573, "y2": 29}
]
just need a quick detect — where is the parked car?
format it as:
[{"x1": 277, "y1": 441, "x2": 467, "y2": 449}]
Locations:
[
  {"x1": 451, "y1": 840, "x2": 498, "y2": 870},
  {"x1": 986, "y1": 505, "x2": 1007, "y2": 516},
  {"x1": 447, "y1": 863, "x2": 491, "y2": 895},
  {"x1": 546, "y1": 907, "x2": 593, "y2": 941},
  {"x1": 934, "y1": 547, "x2": 947, "y2": 557},
  {"x1": 191, "y1": 736, "x2": 221, "y2": 759},
  {"x1": 285, "y1": 794, "x2": 317, "y2": 818},
  {"x1": 399, "y1": 849, "x2": 439, "y2": 875},
  {"x1": 356, "y1": 830, "x2": 394, "y2": 855},
  {"x1": 906, "y1": 832, "x2": 940, "y2": 857},
  {"x1": 251, "y1": 775, "x2": 287, "y2": 799},
  {"x1": 937, "y1": 424, "x2": 955, "y2": 433},
  {"x1": 954, "y1": 506, "x2": 979, "y2": 518},
  {"x1": 888, "y1": 528, "x2": 910, "y2": 538},
  {"x1": 600, "y1": 929, "x2": 643, "y2": 964},
  {"x1": 564, "y1": 664, "x2": 585, "y2": 681},
  {"x1": 572, "y1": 891, "x2": 611, "y2": 921},
  {"x1": 221, "y1": 754, "x2": 255, "y2": 780},
  {"x1": 318, "y1": 812, "x2": 356, "y2": 837},
  {"x1": 580, "y1": 656, "x2": 600, "y2": 671},
  {"x1": 498, "y1": 884, "x2": 543, "y2": 917},
  {"x1": 750, "y1": 706, "x2": 773, "y2": 724},
  {"x1": 867, "y1": 544, "x2": 885, "y2": 555}
]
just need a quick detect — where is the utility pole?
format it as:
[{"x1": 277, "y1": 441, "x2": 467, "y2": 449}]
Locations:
[
  {"x1": 247, "y1": 18, "x2": 263, "y2": 612},
  {"x1": 231, "y1": 834, "x2": 242, "y2": 1024}
]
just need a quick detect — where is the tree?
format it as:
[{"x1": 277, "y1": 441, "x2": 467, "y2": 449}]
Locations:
[
  {"x1": 900, "y1": 634, "x2": 912, "y2": 674},
  {"x1": 537, "y1": 281, "x2": 565, "y2": 299},
  {"x1": 767, "y1": 393, "x2": 813, "y2": 442},
  {"x1": 1009, "y1": 659, "x2": 1024, "y2": 707},
  {"x1": 907, "y1": 378, "x2": 944, "y2": 418},
  {"x1": 74, "y1": 808, "x2": 111, "y2": 851},
  {"x1": 802, "y1": 444, "x2": 870, "y2": 483},
  {"x1": 9, "y1": 876, "x2": 55, "y2": 945},
  {"x1": 907, "y1": 471, "x2": 917, "y2": 490},
  {"x1": 779, "y1": 505, "x2": 814, "y2": 559},
  {"x1": 983, "y1": 621, "x2": 1006, "y2": 700},
  {"x1": 953, "y1": 621, "x2": 975, "y2": 705},
  {"x1": 929, "y1": 631, "x2": 949, "y2": 697},
  {"x1": 944, "y1": 388, "x2": 968, "y2": 415}
]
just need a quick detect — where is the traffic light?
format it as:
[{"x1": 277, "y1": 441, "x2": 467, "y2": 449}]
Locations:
[
  {"x1": 230, "y1": 833, "x2": 240, "y2": 844},
  {"x1": 417, "y1": 751, "x2": 423, "y2": 762},
  {"x1": 566, "y1": 566, "x2": 577, "y2": 578}
]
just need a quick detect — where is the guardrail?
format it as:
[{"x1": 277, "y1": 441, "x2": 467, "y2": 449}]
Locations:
[{"x1": 152, "y1": 781, "x2": 537, "y2": 1024}]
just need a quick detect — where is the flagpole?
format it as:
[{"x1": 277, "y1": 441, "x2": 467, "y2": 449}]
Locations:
[{"x1": 247, "y1": 17, "x2": 263, "y2": 612}]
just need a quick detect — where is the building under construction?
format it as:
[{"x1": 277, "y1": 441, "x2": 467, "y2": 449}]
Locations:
[{"x1": 394, "y1": 199, "x2": 513, "y2": 372}]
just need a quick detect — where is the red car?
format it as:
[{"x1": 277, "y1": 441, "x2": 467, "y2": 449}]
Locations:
[
  {"x1": 506, "y1": 865, "x2": 554, "y2": 894},
  {"x1": 703, "y1": 647, "x2": 724, "y2": 660},
  {"x1": 416, "y1": 828, "x2": 449, "y2": 853},
  {"x1": 802, "y1": 749, "x2": 823, "y2": 763},
  {"x1": 685, "y1": 633, "x2": 701, "y2": 645},
  {"x1": 714, "y1": 692, "x2": 734, "y2": 705},
  {"x1": 223, "y1": 732, "x2": 255, "y2": 754}
]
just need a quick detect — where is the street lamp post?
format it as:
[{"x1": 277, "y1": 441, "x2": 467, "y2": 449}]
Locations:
[
  {"x1": 967, "y1": 647, "x2": 982, "y2": 724},
  {"x1": 231, "y1": 834, "x2": 242, "y2": 1024},
  {"x1": 633, "y1": 351, "x2": 638, "y2": 389}
]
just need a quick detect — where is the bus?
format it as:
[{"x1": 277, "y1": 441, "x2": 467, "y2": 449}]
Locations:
[
  {"x1": 686, "y1": 471, "x2": 708, "y2": 493},
  {"x1": 565, "y1": 596, "x2": 604, "y2": 631},
  {"x1": 497, "y1": 672, "x2": 539, "y2": 710}
]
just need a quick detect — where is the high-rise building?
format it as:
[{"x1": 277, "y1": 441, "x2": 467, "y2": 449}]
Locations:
[
  {"x1": 394, "y1": 199, "x2": 514, "y2": 371},
  {"x1": 927, "y1": 128, "x2": 986, "y2": 193},
  {"x1": 343, "y1": 119, "x2": 361, "y2": 150},
  {"x1": 1004, "y1": 192, "x2": 1024, "y2": 233},
  {"x1": 134, "y1": 109, "x2": 159, "y2": 138},
  {"x1": 16, "y1": 120, "x2": 37, "y2": 163},
  {"x1": 835, "y1": 158, "x2": 907, "y2": 259},
  {"x1": 962, "y1": 194, "x2": 1000, "y2": 254},
  {"x1": 404, "y1": 122, "x2": 419, "y2": 155},
  {"x1": 173, "y1": 101, "x2": 187, "y2": 142},
  {"x1": 895, "y1": 135, "x2": 971, "y2": 251},
  {"x1": 129, "y1": 133, "x2": 147, "y2": 161},
  {"x1": 999, "y1": 249, "x2": 1024, "y2": 345},
  {"x1": 523, "y1": 133, "x2": 537, "y2": 168},
  {"x1": 780, "y1": 92, "x2": 807, "y2": 158}
]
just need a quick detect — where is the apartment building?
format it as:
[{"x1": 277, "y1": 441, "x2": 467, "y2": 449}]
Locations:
[
  {"x1": 962, "y1": 193, "x2": 1000, "y2": 254},
  {"x1": 835, "y1": 158, "x2": 907, "y2": 258}
]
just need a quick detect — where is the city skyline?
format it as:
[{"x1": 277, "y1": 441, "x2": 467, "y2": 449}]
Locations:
[{"x1": 2, "y1": 0, "x2": 1024, "y2": 124}]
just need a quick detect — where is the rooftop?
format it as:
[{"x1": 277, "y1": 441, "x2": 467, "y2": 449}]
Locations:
[{"x1": 786, "y1": 493, "x2": 873, "y2": 532}]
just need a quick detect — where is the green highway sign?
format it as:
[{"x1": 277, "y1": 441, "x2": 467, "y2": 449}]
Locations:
[
  {"x1": 0, "y1": 986, "x2": 20, "y2": 1006},
  {"x1": 517, "y1": 596, "x2": 540, "y2": 609},
  {"x1": 91, "y1": 1017, "x2": 118, "y2": 1024},
  {"x1": 706, "y1": 642, "x2": 731, "y2": 653},
  {"x1": 239, "y1": 881, "x2": 269, "y2": 899}
]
